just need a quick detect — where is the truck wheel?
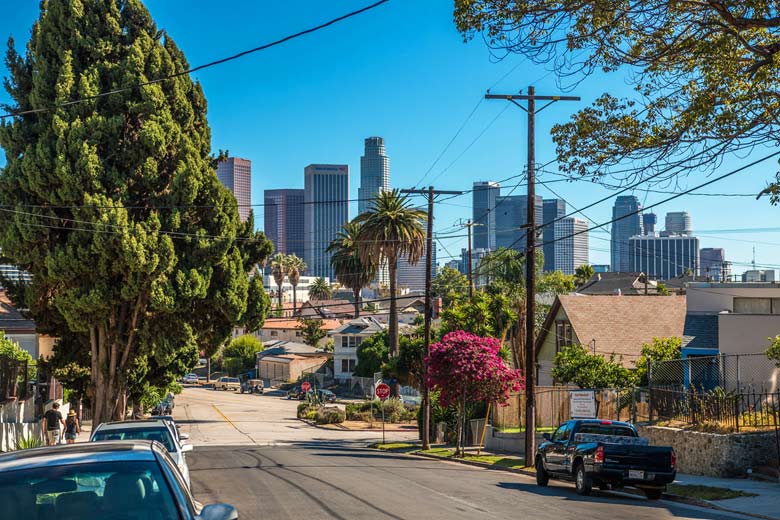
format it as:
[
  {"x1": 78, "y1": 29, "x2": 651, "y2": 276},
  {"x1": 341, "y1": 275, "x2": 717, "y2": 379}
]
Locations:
[
  {"x1": 574, "y1": 463, "x2": 592, "y2": 496},
  {"x1": 535, "y1": 457, "x2": 549, "y2": 487},
  {"x1": 643, "y1": 489, "x2": 663, "y2": 500}
]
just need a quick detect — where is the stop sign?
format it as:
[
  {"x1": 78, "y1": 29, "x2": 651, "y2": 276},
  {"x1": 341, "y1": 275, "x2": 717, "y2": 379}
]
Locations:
[
  {"x1": 375, "y1": 383, "x2": 391, "y2": 400},
  {"x1": 301, "y1": 381, "x2": 311, "y2": 392}
]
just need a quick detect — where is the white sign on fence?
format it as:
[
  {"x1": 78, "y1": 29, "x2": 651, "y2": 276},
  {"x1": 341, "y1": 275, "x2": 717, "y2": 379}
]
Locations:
[{"x1": 569, "y1": 390, "x2": 597, "y2": 419}]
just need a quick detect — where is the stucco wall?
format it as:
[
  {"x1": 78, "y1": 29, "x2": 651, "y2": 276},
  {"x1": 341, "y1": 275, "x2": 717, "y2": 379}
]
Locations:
[
  {"x1": 718, "y1": 313, "x2": 780, "y2": 391},
  {"x1": 687, "y1": 285, "x2": 780, "y2": 313},
  {"x1": 637, "y1": 425, "x2": 779, "y2": 477}
]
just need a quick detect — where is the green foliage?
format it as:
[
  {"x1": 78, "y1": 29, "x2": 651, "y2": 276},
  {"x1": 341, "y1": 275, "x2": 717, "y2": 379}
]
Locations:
[
  {"x1": 0, "y1": 1, "x2": 272, "y2": 423},
  {"x1": 767, "y1": 336, "x2": 780, "y2": 367},
  {"x1": 16, "y1": 435, "x2": 43, "y2": 450},
  {"x1": 297, "y1": 403, "x2": 345, "y2": 424},
  {"x1": 223, "y1": 335, "x2": 263, "y2": 373},
  {"x1": 657, "y1": 282, "x2": 670, "y2": 296},
  {"x1": 432, "y1": 266, "x2": 468, "y2": 307},
  {"x1": 635, "y1": 337, "x2": 682, "y2": 385},
  {"x1": 345, "y1": 399, "x2": 415, "y2": 423},
  {"x1": 354, "y1": 331, "x2": 389, "y2": 377},
  {"x1": 297, "y1": 318, "x2": 327, "y2": 347},
  {"x1": 0, "y1": 332, "x2": 32, "y2": 362},
  {"x1": 223, "y1": 357, "x2": 244, "y2": 377},
  {"x1": 538, "y1": 270, "x2": 576, "y2": 295},
  {"x1": 552, "y1": 344, "x2": 638, "y2": 389},
  {"x1": 574, "y1": 265, "x2": 595, "y2": 287},
  {"x1": 308, "y1": 277, "x2": 333, "y2": 301},
  {"x1": 441, "y1": 291, "x2": 515, "y2": 339},
  {"x1": 328, "y1": 221, "x2": 375, "y2": 317}
]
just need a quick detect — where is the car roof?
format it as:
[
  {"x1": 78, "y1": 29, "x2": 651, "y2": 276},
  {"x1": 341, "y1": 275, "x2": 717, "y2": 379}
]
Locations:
[
  {"x1": 94, "y1": 419, "x2": 169, "y2": 431},
  {"x1": 0, "y1": 440, "x2": 158, "y2": 472},
  {"x1": 572, "y1": 419, "x2": 633, "y2": 427}
]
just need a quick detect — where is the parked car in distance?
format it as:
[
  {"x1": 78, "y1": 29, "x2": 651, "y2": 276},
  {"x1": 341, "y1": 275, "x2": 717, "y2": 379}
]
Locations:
[
  {"x1": 535, "y1": 419, "x2": 676, "y2": 499},
  {"x1": 214, "y1": 377, "x2": 241, "y2": 391},
  {"x1": 152, "y1": 397, "x2": 173, "y2": 416},
  {"x1": 240, "y1": 379, "x2": 264, "y2": 394},
  {"x1": 0, "y1": 441, "x2": 238, "y2": 519},
  {"x1": 287, "y1": 385, "x2": 304, "y2": 400},
  {"x1": 311, "y1": 389, "x2": 336, "y2": 403},
  {"x1": 183, "y1": 373, "x2": 199, "y2": 384},
  {"x1": 91, "y1": 420, "x2": 193, "y2": 488}
]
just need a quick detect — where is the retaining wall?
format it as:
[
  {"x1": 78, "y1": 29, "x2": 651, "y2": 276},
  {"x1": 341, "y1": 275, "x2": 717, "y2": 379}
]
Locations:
[{"x1": 484, "y1": 425, "x2": 526, "y2": 454}]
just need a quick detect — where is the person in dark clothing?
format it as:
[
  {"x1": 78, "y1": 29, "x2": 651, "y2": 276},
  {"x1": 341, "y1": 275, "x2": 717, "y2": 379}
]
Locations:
[
  {"x1": 43, "y1": 402, "x2": 65, "y2": 446},
  {"x1": 64, "y1": 409, "x2": 80, "y2": 444}
]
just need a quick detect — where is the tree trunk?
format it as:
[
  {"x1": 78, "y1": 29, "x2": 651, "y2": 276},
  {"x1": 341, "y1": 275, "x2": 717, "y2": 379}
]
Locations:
[
  {"x1": 388, "y1": 257, "x2": 398, "y2": 357},
  {"x1": 277, "y1": 283, "x2": 283, "y2": 309},
  {"x1": 292, "y1": 284, "x2": 297, "y2": 313},
  {"x1": 353, "y1": 288, "x2": 361, "y2": 318}
]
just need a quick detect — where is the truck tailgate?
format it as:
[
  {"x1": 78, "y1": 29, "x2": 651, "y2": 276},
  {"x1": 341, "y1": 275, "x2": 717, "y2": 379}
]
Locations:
[{"x1": 603, "y1": 445, "x2": 673, "y2": 472}]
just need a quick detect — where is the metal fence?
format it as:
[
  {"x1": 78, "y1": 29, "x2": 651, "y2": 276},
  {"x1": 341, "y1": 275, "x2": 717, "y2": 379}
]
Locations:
[
  {"x1": 349, "y1": 376, "x2": 376, "y2": 398},
  {"x1": 0, "y1": 355, "x2": 30, "y2": 403},
  {"x1": 649, "y1": 353, "x2": 778, "y2": 393}
]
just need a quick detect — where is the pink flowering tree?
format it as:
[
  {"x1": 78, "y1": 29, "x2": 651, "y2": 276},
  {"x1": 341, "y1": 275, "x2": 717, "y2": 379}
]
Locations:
[{"x1": 426, "y1": 331, "x2": 524, "y2": 455}]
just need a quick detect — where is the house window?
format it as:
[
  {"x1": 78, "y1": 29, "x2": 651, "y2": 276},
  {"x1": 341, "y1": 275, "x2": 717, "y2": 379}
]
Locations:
[
  {"x1": 341, "y1": 359, "x2": 356, "y2": 373},
  {"x1": 270, "y1": 330, "x2": 278, "y2": 337},
  {"x1": 341, "y1": 336, "x2": 360, "y2": 348},
  {"x1": 348, "y1": 359, "x2": 356, "y2": 371},
  {"x1": 295, "y1": 331, "x2": 302, "y2": 337},
  {"x1": 555, "y1": 321, "x2": 573, "y2": 352},
  {"x1": 341, "y1": 336, "x2": 348, "y2": 348},
  {"x1": 733, "y1": 297, "x2": 773, "y2": 314}
]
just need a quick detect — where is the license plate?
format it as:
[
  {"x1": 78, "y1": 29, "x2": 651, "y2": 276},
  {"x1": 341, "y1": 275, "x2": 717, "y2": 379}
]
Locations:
[{"x1": 628, "y1": 470, "x2": 645, "y2": 480}]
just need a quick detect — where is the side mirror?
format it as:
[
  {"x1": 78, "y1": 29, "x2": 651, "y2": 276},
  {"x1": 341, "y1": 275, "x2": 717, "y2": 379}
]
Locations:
[
  {"x1": 542, "y1": 433, "x2": 551, "y2": 442},
  {"x1": 179, "y1": 433, "x2": 190, "y2": 441},
  {"x1": 198, "y1": 504, "x2": 238, "y2": 520},
  {"x1": 181, "y1": 443, "x2": 194, "y2": 453}
]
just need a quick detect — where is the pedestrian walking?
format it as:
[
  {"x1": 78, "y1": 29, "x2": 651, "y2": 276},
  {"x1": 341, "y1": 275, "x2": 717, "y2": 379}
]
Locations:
[
  {"x1": 64, "y1": 409, "x2": 80, "y2": 444},
  {"x1": 43, "y1": 402, "x2": 65, "y2": 446}
]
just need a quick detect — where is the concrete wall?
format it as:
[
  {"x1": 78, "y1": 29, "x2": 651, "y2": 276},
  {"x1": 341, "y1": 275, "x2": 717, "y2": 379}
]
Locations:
[
  {"x1": 483, "y1": 425, "x2": 526, "y2": 455},
  {"x1": 637, "y1": 425, "x2": 779, "y2": 477},
  {"x1": 718, "y1": 314, "x2": 780, "y2": 391},
  {"x1": 687, "y1": 284, "x2": 780, "y2": 313},
  {"x1": 0, "y1": 398, "x2": 66, "y2": 452}
]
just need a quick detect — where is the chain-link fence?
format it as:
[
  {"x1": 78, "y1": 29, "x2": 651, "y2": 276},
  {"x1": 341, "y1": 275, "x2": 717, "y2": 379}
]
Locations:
[
  {"x1": 349, "y1": 376, "x2": 375, "y2": 398},
  {"x1": 649, "y1": 353, "x2": 778, "y2": 393}
]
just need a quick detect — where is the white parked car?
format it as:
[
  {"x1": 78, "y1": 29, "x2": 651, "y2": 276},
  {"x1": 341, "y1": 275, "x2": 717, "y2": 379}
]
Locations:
[
  {"x1": 183, "y1": 373, "x2": 199, "y2": 384},
  {"x1": 91, "y1": 419, "x2": 193, "y2": 488}
]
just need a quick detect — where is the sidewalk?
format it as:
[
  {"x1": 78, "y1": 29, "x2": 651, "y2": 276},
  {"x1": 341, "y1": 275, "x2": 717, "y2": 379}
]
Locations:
[{"x1": 673, "y1": 473, "x2": 780, "y2": 520}]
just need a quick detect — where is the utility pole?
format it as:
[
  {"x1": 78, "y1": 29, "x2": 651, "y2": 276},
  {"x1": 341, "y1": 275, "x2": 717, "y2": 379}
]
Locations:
[
  {"x1": 402, "y1": 186, "x2": 462, "y2": 451},
  {"x1": 459, "y1": 219, "x2": 484, "y2": 297},
  {"x1": 486, "y1": 86, "x2": 579, "y2": 459}
]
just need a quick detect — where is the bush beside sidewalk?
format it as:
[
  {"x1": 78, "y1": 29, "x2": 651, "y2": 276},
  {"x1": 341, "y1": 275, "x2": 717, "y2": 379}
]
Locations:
[{"x1": 371, "y1": 442, "x2": 780, "y2": 520}]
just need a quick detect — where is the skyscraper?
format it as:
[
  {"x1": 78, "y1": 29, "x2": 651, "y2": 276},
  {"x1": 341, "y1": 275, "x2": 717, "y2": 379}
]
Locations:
[
  {"x1": 554, "y1": 218, "x2": 589, "y2": 275},
  {"x1": 216, "y1": 157, "x2": 252, "y2": 222},
  {"x1": 264, "y1": 189, "x2": 305, "y2": 258},
  {"x1": 629, "y1": 235, "x2": 699, "y2": 280},
  {"x1": 397, "y1": 249, "x2": 436, "y2": 293},
  {"x1": 304, "y1": 164, "x2": 349, "y2": 279},
  {"x1": 643, "y1": 213, "x2": 657, "y2": 235},
  {"x1": 700, "y1": 247, "x2": 727, "y2": 281},
  {"x1": 611, "y1": 196, "x2": 644, "y2": 272},
  {"x1": 495, "y1": 195, "x2": 543, "y2": 252},
  {"x1": 664, "y1": 211, "x2": 693, "y2": 235},
  {"x1": 472, "y1": 181, "x2": 500, "y2": 250},
  {"x1": 542, "y1": 199, "x2": 566, "y2": 271},
  {"x1": 358, "y1": 137, "x2": 390, "y2": 215}
]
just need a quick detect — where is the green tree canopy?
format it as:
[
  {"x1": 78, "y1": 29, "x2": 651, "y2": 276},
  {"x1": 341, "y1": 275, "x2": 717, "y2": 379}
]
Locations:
[
  {"x1": 297, "y1": 318, "x2": 327, "y2": 348},
  {"x1": 552, "y1": 345, "x2": 638, "y2": 389},
  {"x1": 634, "y1": 337, "x2": 682, "y2": 386},
  {"x1": 432, "y1": 266, "x2": 468, "y2": 307},
  {"x1": 766, "y1": 335, "x2": 780, "y2": 367},
  {"x1": 454, "y1": 1, "x2": 780, "y2": 200},
  {"x1": 327, "y1": 220, "x2": 376, "y2": 318},
  {"x1": 354, "y1": 330, "x2": 389, "y2": 377},
  {"x1": 0, "y1": 0, "x2": 272, "y2": 423},
  {"x1": 307, "y1": 276, "x2": 333, "y2": 301},
  {"x1": 0, "y1": 332, "x2": 32, "y2": 362},
  {"x1": 223, "y1": 334, "x2": 264, "y2": 374},
  {"x1": 574, "y1": 265, "x2": 595, "y2": 287}
]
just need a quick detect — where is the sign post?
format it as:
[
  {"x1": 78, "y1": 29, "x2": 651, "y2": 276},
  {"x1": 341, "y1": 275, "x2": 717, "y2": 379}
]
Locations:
[
  {"x1": 375, "y1": 383, "x2": 391, "y2": 445},
  {"x1": 569, "y1": 390, "x2": 597, "y2": 419}
]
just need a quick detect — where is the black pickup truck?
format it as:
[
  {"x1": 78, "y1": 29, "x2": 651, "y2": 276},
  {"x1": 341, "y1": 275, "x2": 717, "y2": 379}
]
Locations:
[{"x1": 535, "y1": 419, "x2": 676, "y2": 499}]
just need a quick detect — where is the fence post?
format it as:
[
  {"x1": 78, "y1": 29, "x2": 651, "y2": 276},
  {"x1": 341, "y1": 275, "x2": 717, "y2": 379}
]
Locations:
[
  {"x1": 773, "y1": 392, "x2": 780, "y2": 484},
  {"x1": 648, "y1": 360, "x2": 654, "y2": 422}
]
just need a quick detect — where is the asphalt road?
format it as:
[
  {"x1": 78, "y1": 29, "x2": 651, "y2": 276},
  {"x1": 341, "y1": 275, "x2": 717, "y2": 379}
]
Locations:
[{"x1": 176, "y1": 387, "x2": 753, "y2": 520}]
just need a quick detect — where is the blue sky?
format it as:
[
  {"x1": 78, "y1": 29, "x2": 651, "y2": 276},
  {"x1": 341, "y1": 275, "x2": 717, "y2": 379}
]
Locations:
[{"x1": 2, "y1": 0, "x2": 779, "y2": 273}]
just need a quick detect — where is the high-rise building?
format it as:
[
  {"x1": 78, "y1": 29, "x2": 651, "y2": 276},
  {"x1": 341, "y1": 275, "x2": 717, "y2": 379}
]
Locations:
[
  {"x1": 358, "y1": 137, "x2": 390, "y2": 215},
  {"x1": 611, "y1": 196, "x2": 644, "y2": 272},
  {"x1": 460, "y1": 247, "x2": 492, "y2": 288},
  {"x1": 554, "y1": 218, "x2": 589, "y2": 275},
  {"x1": 304, "y1": 164, "x2": 349, "y2": 279},
  {"x1": 742, "y1": 269, "x2": 776, "y2": 282},
  {"x1": 397, "y1": 249, "x2": 436, "y2": 293},
  {"x1": 542, "y1": 199, "x2": 566, "y2": 271},
  {"x1": 495, "y1": 195, "x2": 543, "y2": 252},
  {"x1": 264, "y1": 189, "x2": 305, "y2": 259},
  {"x1": 472, "y1": 181, "x2": 500, "y2": 250},
  {"x1": 700, "y1": 248, "x2": 727, "y2": 281},
  {"x1": 216, "y1": 157, "x2": 252, "y2": 222},
  {"x1": 664, "y1": 211, "x2": 692, "y2": 236},
  {"x1": 629, "y1": 235, "x2": 700, "y2": 280},
  {"x1": 643, "y1": 213, "x2": 657, "y2": 235}
]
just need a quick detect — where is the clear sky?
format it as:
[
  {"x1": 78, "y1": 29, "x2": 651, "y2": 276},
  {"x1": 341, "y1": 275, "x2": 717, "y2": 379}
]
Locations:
[{"x1": 2, "y1": 0, "x2": 779, "y2": 274}]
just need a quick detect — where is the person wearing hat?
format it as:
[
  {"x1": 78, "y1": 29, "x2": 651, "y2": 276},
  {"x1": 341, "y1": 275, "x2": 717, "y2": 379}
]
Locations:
[{"x1": 64, "y1": 408, "x2": 81, "y2": 444}]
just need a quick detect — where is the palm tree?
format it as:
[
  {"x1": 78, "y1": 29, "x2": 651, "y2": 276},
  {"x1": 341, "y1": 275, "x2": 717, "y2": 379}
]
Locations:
[
  {"x1": 574, "y1": 264, "x2": 595, "y2": 287},
  {"x1": 270, "y1": 253, "x2": 287, "y2": 309},
  {"x1": 355, "y1": 189, "x2": 426, "y2": 355},
  {"x1": 284, "y1": 254, "x2": 306, "y2": 313},
  {"x1": 327, "y1": 220, "x2": 377, "y2": 317},
  {"x1": 308, "y1": 276, "x2": 333, "y2": 301}
]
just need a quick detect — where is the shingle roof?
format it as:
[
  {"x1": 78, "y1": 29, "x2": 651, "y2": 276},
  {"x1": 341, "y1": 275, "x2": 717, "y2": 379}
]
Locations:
[
  {"x1": 577, "y1": 272, "x2": 656, "y2": 295},
  {"x1": 0, "y1": 290, "x2": 36, "y2": 332},
  {"x1": 297, "y1": 299, "x2": 355, "y2": 318},
  {"x1": 262, "y1": 318, "x2": 342, "y2": 331},
  {"x1": 682, "y1": 314, "x2": 719, "y2": 350},
  {"x1": 538, "y1": 294, "x2": 687, "y2": 363},
  {"x1": 257, "y1": 341, "x2": 329, "y2": 357},
  {"x1": 331, "y1": 316, "x2": 385, "y2": 335}
]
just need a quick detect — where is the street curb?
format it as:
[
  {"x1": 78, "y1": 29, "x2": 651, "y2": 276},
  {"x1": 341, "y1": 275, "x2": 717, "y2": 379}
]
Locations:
[{"x1": 373, "y1": 446, "x2": 779, "y2": 520}]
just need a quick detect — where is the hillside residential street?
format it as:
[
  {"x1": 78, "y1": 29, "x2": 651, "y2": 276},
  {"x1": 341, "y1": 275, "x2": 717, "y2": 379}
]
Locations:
[{"x1": 174, "y1": 387, "x2": 762, "y2": 520}]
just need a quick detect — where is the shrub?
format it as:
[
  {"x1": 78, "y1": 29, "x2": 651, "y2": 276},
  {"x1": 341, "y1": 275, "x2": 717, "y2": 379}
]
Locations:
[
  {"x1": 16, "y1": 434, "x2": 42, "y2": 450},
  {"x1": 297, "y1": 403, "x2": 314, "y2": 419},
  {"x1": 315, "y1": 407, "x2": 346, "y2": 425}
]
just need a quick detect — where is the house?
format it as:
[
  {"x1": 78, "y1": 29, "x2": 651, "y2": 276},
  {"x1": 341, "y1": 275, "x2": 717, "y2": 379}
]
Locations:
[
  {"x1": 330, "y1": 317, "x2": 385, "y2": 382},
  {"x1": 576, "y1": 272, "x2": 658, "y2": 295},
  {"x1": 0, "y1": 290, "x2": 57, "y2": 360},
  {"x1": 296, "y1": 299, "x2": 355, "y2": 319},
  {"x1": 257, "y1": 354, "x2": 330, "y2": 384},
  {"x1": 252, "y1": 318, "x2": 342, "y2": 346},
  {"x1": 536, "y1": 294, "x2": 687, "y2": 385}
]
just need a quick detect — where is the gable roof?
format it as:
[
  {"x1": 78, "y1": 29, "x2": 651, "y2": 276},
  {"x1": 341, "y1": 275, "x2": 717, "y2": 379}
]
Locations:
[
  {"x1": 262, "y1": 318, "x2": 342, "y2": 331},
  {"x1": 0, "y1": 290, "x2": 36, "y2": 333},
  {"x1": 576, "y1": 272, "x2": 656, "y2": 295},
  {"x1": 331, "y1": 316, "x2": 385, "y2": 335},
  {"x1": 257, "y1": 340, "x2": 331, "y2": 358},
  {"x1": 297, "y1": 299, "x2": 354, "y2": 318},
  {"x1": 682, "y1": 314, "x2": 719, "y2": 350},
  {"x1": 537, "y1": 294, "x2": 687, "y2": 362}
]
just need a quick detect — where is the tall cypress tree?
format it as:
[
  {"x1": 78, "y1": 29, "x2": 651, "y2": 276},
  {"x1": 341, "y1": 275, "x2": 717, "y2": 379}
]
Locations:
[{"x1": 0, "y1": 0, "x2": 271, "y2": 424}]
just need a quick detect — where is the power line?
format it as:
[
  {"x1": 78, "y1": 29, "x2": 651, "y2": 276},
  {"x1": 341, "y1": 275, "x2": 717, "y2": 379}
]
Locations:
[{"x1": 0, "y1": 0, "x2": 391, "y2": 120}]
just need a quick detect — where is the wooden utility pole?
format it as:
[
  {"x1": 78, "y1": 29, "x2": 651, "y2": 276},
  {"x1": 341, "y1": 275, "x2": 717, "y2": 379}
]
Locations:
[
  {"x1": 401, "y1": 186, "x2": 462, "y2": 450},
  {"x1": 485, "y1": 86, "x2": 579, "y2": 459},
  {"x1": 459, "y1": 219, "x2": 483, "y2": 297}
]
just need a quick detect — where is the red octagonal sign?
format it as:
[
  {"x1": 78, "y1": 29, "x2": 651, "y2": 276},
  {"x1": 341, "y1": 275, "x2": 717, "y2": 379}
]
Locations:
[
  {"x1": 375, "y1": 383, "x2": 391, "y2": 400},
  {"x1": 301, "y1": 382, "x2": 311, "y2": 392}
]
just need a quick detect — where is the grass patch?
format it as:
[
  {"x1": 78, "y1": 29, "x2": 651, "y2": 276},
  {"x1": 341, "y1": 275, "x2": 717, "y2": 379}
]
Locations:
[
  {"x1": 497, "y1": 427, "x2": 556, "y2": 434},
  {"x1": 370, "y1": 443, "x2": 418, "y2": 452},
  {"x1": 667, "y1": 484, "x2": 758, "y2": 501},
  {"x1": 419, "y1": 449, "x2": 530, "y2": 470},
  {"x1": 421, "y1": 448, "x2": 455, "y2": 457}
]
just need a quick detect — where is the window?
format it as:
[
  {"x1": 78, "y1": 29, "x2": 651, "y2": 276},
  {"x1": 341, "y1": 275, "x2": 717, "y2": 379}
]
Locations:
[
  {"x1": 555, "y1": 321, "x2": 574, "y2": 352},
  {"x1": 341, "y1": 336, "x2": 348, "y2": 348},
  {"x1": 348, "y1": 359, "x2": 356, "y2": 371},
  {"x1": 340, "y1": 359, "x2": 356, "y2": 373},
  {"x1": 295, "y1": 331, "x2": 302, "y2": 337},
  {"x1": 270, "y1": 330, "x2": 278, "y2": 337},
  {"x1": 551, "y1": 423, "x2": 571, "y2": 442},
  {"x1": 341, "y1": 336, "x2": 360, "y2": 348},
  {"x1": 734, "y1": 297, "x2": 772, "y2": 314}
]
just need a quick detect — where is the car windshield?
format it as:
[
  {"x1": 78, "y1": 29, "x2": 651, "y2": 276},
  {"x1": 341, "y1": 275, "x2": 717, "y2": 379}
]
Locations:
[
  {"x1": 92, "y1": 428, "x2": 176, "y2": 453},
  {"x1": 0, "y1": 459, "x2": 180, "y2": 519},
  {"x1": 577, "y1": 424, "x2": 636, "y2": 437}
]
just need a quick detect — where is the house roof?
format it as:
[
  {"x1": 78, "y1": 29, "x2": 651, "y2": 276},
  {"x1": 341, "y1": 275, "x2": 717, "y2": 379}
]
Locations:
[
  {"x1": 0, "y1": 290, "x2": 36, "y2": 332},
  {"x1": 377, "y1": 296, "x2": 425, "y2": 311},
  {"x1": 261, "y1": 318, "x2": 342, "y2": 331},
  {"x1": 331, "y1": 316, "x2": 385, "y2": 335},
  {"x1": 537, "y1": 294, "x2": 687, "y2": 363},
  {"x1": 576, "y1": 272, "x2": 656, "y2": 295},
  {"x1": 297, "y1": 299, "x2": 354, "y2": 318},
  {"x1": 682, "y1": 314, "x2": 719, "y2": 350}
]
